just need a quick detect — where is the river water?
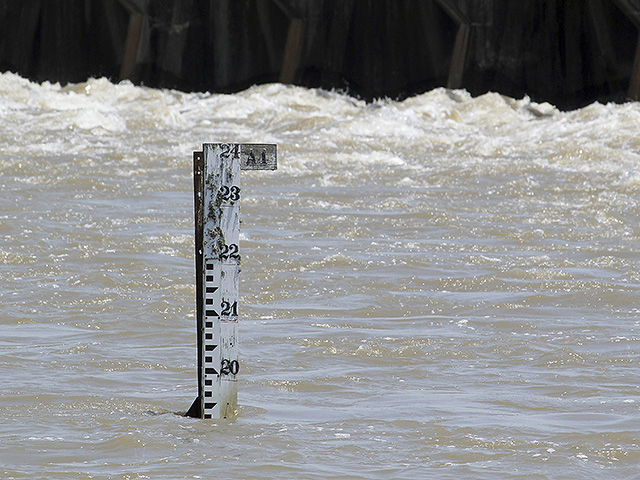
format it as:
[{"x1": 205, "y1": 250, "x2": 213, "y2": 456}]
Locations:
[{"x1": 1, "y1": 72, "x2": 639, "y2": 479}]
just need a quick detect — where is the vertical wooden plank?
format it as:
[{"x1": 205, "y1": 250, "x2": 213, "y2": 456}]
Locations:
[
  {"x1": 611, "y1": 0, "x2": 640, "y2": 99},
  {"x1": 321, "y1": 0, "x2": 356, "y2": 86},
  {"x1": 1, "y1": 2, "x2": 41, "y2": 75},
  {"x1": 447, "y1": 23, "x2": 470, "y2": 89},
  {"x1": 417, "y1": 0, "x2": 448, "y2": 77},
  {"x1": 211, "y1": 0, "x2": 232, "y2": 87},
  {"x1": 435, "y1": 0, "x2": 471, "y2": 90},
  {"x1": 628, "y1": 33, "x2": 640, "y2": 99},
  {"x1": 563, "y1": 0, "x2": 584, "y2": 95},
  {"x1": 587, "y1": 0, "x2": 619, "y2": 92},
  {"x1": 280, "y1": 18, "x2": 305, "y2": 84},
  {"x1": 120, "y1": 12, "x2": 143, "y2": 80}
]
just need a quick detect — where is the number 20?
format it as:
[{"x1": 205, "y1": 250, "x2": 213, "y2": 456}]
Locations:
[{"x1": 221, "y1": 359, "x2": 239, "y2": 375}]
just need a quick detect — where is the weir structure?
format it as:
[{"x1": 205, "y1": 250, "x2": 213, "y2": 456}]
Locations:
[
  {"x1": 3, "y1": 0, "x2": 640, "y2": 109},
  {"x1": 186, "y1": 143, "x2": 277, "y2": 420}
]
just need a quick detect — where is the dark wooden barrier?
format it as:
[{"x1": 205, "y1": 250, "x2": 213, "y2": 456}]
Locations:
[{"x1": 0, "y1": 0, "x2": 639, "y2": 109}]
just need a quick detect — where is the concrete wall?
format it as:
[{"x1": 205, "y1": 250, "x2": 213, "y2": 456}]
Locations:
[{"x1": 1, "y1": 0, "x2": 639, "y2": 109}]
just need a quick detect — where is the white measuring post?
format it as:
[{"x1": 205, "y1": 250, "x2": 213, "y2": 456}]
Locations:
[{"x1": 186, "y1": 143, "x2": 277, "y2": 420}]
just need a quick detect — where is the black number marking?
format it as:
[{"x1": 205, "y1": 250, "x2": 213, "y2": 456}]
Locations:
[
  {"x1": 219, "y1": 143, "x2": 239, "y2": 159},
  {"x1": 221, "y1": 359, "x2": 239, "y2": 375},
  {"x1": 220, "y1": 243, "x2": 239, "y2": 261},
  {"x1": 219, "y1": 185, "x2": 240, "y2": 203},
  {"x1": 220, "y1": 300, "x2": 238, "y2": 317}
]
